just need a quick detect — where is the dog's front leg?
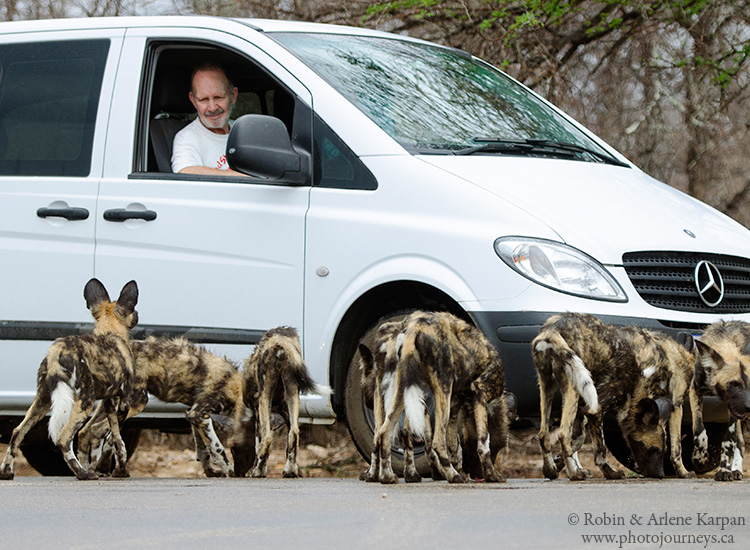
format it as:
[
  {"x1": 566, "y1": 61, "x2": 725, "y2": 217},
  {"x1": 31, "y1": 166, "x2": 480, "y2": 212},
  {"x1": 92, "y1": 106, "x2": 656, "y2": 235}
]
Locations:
[
  {"x1": 715, "y1": 419, "x2": 743, "y2": 481},
  {"x1": 689, "y1": 386, "x2": 711, "y2": 471},
  {"x1": 588, "y1": 414, "x2": 625, "y2": 480},
  {"x1": 668, "y1": 405, "x2": 695, "y2": 478}
]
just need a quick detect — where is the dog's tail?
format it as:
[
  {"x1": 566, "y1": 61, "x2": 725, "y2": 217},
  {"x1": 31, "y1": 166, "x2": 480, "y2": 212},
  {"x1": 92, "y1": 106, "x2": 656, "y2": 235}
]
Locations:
[
  {"x1": 47, "y1": 370, "x2": 75, "y2": 445},
  {"x1": 261, "y1": 338, "x2": 330, "y2": 397},
  {"x1": 400, "y1": 330, "x2": 432, "y2": 440},
  {"x1": 534, "y1": 331, "x2": 599, "y2": 414}
]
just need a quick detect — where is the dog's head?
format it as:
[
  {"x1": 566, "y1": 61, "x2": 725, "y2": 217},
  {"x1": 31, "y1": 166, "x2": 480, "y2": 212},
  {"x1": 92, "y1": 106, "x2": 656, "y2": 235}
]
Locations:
[
  {"x1": 695, "y1": 339, "x2": 750, "y2": 420},
  {"x1": 84, "y1": 278, "x2": 139, "y2": 337},
  {"x1": 622, "y1": 396, "x2": 672, "y2": 479}
]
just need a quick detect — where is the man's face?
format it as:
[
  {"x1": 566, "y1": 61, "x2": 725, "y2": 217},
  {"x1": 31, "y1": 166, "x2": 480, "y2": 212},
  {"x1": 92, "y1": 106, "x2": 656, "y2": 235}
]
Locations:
[{"x1": 189, "y1": 69, "x2": 238, "y2": 134}]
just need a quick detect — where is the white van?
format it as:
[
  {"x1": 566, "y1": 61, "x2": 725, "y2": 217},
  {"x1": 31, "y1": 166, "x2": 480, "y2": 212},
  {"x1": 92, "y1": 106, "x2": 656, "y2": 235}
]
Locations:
[{"x1": 0, "y1": 16, "x2": 748, "y2": 475}]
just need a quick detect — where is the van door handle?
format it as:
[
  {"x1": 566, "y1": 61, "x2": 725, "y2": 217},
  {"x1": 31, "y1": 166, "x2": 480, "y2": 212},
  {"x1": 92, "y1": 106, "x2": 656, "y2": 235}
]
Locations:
[
  {"x1": 37, "y1": 207, "x2": 89, "y2": 221},
  {"x1": 103, "y1": 208, "x2": 157, "y2": 222}
]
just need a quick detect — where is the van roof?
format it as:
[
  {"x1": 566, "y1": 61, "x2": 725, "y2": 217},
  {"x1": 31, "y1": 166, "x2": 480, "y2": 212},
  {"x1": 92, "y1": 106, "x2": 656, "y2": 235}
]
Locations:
[{"x1": 0, "y1": 15, "x2": 419, "y2": 43}]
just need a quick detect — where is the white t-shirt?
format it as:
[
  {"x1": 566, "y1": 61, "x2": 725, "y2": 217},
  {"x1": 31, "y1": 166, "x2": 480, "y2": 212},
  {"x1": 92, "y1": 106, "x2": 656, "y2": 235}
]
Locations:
[{"x1": 171, "y1": 118, "x2": 233, "y2": 173}]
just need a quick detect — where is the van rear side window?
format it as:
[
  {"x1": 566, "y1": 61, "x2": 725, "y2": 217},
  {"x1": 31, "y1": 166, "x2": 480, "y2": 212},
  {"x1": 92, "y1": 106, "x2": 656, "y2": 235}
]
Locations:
[{"x1": 0, "y1": 39, "x2": 109, "y2": 177}]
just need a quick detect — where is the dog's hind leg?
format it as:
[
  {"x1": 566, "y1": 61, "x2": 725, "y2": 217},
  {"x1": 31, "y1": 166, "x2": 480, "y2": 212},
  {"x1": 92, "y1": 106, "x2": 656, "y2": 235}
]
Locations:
[
  {"x1": 472, "y1": 399, "x2": 504, "y2": 482},
  {"x1": 537, "y1": 367, "x2": 559, "y2": 480},
  {"x1": 0, "y1": 395, "x2": 51, "y2": 480},
  {"x1": 282, "y1": 374, "x2": 301, "y2": 478},
  {"x1": 101, "y1": 398, "x2": 130, "y2": 478},
  {"x1": 55, "y1": 399, "x2": 98, "y2": 480},
  {"x1": 556, "y1": 413, "x2": 591, "y2": 476},
  {"x1": 431, "y1": 386, "x2": 467, "y2": 483},
  {"x1": 252, "y1": 369, "x2": 279, "y2": 478},
  {"x1": 401, "y1": 416, "x2": 422, "y2": 483},
  {"x1": 558, "y1": 382, "x2": 588, "y2": 481},
  {"x1": 373, "y1": 384, "x2": 405, "y2": 484}
]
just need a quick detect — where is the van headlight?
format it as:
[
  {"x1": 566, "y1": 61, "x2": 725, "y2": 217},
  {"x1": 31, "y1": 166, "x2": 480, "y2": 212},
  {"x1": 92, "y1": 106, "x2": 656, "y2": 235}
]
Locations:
[{"x1": 494, "y1": 237, "x2": 627, "y2": 302}]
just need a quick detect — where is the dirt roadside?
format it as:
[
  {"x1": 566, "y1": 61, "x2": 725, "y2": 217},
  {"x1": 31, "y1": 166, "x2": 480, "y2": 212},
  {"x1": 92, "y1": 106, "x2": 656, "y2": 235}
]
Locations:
[{"x1": 2, "y1": 423, "x2": 746, "y2": 479}]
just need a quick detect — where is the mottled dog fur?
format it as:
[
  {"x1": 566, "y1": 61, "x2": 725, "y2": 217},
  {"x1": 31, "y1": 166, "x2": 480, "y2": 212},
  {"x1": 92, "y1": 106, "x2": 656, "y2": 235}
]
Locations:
[
  {"x1": 533, "y1": 313, "x2": 695, "y2": 481},
  {"x1": 0, "y1": 279, "x2": 138, "y2": 480},
  {"x1": 358, "y1": 314, "x2": 514, "y2": 483},
  {"x1": 368, "y1": 311, "x2": 508, "y2": 484},
  {"x1": 80, "y1": 336, "x2": 252, "y2": 477},
  {"x1": 242, "y1": 326, "x2": 321, "y2": 478},
  {"x1": 692, "y1": 320, "x2": 750, "y2": 481}
]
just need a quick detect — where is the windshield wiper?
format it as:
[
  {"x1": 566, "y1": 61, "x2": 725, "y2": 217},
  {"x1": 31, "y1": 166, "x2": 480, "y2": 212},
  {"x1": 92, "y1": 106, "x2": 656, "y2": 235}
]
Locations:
[{"x1": 455, "y1": 137, "x2": 630, "y2": 168}]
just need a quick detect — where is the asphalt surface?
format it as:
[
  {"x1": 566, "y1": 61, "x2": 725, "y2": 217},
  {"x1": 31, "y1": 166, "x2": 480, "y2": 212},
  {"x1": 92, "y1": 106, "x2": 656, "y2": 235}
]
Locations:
[{"x1": 0, "y1": 476, "x2": 748, "y2": 549}]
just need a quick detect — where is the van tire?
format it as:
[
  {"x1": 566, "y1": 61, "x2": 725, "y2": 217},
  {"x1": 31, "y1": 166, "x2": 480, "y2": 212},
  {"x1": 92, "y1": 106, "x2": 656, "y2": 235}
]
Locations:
[
  {"x1": 20, "y1": 426, "x2": 141, "y2": 476},
  {"x1": 344, "y1": 311, "x2": 433, "y2": 479}
]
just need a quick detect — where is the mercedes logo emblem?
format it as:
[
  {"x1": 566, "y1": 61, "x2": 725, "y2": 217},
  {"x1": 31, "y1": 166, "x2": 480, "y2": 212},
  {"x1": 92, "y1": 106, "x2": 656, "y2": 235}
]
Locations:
[{"x1": 694, "y1": 260, "x2": 724, "y2": 307}]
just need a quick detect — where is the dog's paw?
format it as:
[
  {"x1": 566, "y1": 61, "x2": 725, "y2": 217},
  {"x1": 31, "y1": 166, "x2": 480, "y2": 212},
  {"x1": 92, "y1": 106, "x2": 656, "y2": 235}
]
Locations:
[
  {"x1": 0, "y1": 469, "x2": 14, "y2": 481},
  {"x1": 404, "y1": 471, "x2": 422, "y2": 483},
  {"x1": 379, "y1": 471, "x2": 399, "y2": 485},
  {"x1": 111, "y1": 467, "x2": 129, "y2": 479},
  {"x1": 483, "y1": 469, "x2": 506, "y2": 483},
  {"x1": 76, "y1": 470, "x2": 99, "y2": 481},
  {"x1": 732, "y1": 470, "x2": 743, "y2": 481},
  {"x1": 447, "y1": 471, "x2": 469, "y2": 484},
  {"x1": 714, "y1": 469, "x2": 736, "y2": 482}
]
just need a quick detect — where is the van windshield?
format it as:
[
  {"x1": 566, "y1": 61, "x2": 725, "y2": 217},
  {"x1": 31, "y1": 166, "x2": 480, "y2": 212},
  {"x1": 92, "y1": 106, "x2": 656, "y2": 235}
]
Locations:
[{"x1": 272, "y1": 32, "x2": 621, "y2": 164}]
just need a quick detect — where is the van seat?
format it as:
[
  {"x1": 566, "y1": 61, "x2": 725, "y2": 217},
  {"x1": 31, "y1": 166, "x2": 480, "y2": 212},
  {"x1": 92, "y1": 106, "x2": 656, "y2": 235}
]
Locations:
[{"x1": 150, "y1": 66, "x2": 193, "y2": 172}]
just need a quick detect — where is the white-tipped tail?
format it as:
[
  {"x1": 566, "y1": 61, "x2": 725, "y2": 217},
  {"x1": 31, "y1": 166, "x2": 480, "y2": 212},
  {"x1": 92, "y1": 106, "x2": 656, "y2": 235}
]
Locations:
[
  {"x1": 48, "y1": 383, "x2": 75, "y2": 444},
  {"x1": 403, "y1": 386, "x2": 427, "y2": 439},
  {"x1": 564, "y1": 355, "x2": 599, "y2": 414},
  {"x1": 312, "y1": 384, "x2": 332, "y2": 397}
]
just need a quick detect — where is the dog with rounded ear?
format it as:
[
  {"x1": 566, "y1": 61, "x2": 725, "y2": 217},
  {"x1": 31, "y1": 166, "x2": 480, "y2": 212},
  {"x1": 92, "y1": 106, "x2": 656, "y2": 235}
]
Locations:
[{"x1": 0, "y1": 278, "x2": 138, "y2": 481}]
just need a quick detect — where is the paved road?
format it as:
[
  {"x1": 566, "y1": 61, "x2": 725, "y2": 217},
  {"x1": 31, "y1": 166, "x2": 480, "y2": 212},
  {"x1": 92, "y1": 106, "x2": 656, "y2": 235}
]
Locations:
[{"x1": 0, "y1": 477, "x2": 748, "y2": 549}]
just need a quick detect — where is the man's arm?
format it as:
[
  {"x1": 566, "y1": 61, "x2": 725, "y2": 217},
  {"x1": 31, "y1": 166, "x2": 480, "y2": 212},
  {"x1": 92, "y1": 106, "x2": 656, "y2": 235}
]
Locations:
[{"x1": 178, "y1": 166, "x2": 248, "y2": 176}]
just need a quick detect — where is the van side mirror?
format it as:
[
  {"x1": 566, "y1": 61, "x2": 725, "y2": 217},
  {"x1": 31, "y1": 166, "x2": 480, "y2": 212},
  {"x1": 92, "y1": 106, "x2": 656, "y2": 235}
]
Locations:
[{"x1": 227, "y1": 114, "x2": 309, "y2": 185}]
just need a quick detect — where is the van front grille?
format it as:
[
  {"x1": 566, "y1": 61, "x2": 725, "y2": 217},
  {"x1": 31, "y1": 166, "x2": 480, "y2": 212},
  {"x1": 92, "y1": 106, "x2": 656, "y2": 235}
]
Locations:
[{"x1": 622, "y1": 251, "x2": 750, "y2": 313}]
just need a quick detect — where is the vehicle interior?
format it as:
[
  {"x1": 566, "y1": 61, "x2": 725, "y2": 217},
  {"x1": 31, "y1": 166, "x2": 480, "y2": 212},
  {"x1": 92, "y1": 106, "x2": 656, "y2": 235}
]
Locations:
[{"x1": 145, "y1": 44, "x2": 295, "y2": 173}]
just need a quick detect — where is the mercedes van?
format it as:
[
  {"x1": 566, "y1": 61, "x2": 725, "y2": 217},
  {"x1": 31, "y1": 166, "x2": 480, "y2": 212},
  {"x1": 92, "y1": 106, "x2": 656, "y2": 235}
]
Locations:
[{"x1": 0, "y1": 16, "x2": 748, "y2": 474}]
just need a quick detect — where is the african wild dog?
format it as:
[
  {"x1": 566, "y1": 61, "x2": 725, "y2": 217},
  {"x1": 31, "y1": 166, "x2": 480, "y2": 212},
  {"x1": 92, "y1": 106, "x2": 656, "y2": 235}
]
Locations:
[
  {"x1": 533, "y1": 313, "x2": 695, "y2": 481},
  {"x1": 369, "y1": 311, "x2": 509, "y2": 484},
  {"x1": 79, "y1": 336, "x2": 253, "y2": 477},
  {"x1": 242, "y1": 326, "x2": 324, "y2": 478},
  {"x1": 0, "y1": 279, "x2": 138, "y2": 480},
  {"x1": 691, "y1": 320, "x2": 750, "y2": 481},
  {"x1": 358, "y1": 313, "x2": 514, "y2": 483}
]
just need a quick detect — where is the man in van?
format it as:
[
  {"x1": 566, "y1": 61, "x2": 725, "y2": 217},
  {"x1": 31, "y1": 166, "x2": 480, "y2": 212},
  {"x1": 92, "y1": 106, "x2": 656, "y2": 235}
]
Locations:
[{"x1": 171, "y1": 63, "x2": 247, "y2": 176}]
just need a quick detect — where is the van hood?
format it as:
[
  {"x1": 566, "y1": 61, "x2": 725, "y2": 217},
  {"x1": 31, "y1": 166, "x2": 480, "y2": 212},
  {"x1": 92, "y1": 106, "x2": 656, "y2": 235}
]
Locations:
[{"x1": 419, "y1": 156, "x2": 750, "y2": 264}]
